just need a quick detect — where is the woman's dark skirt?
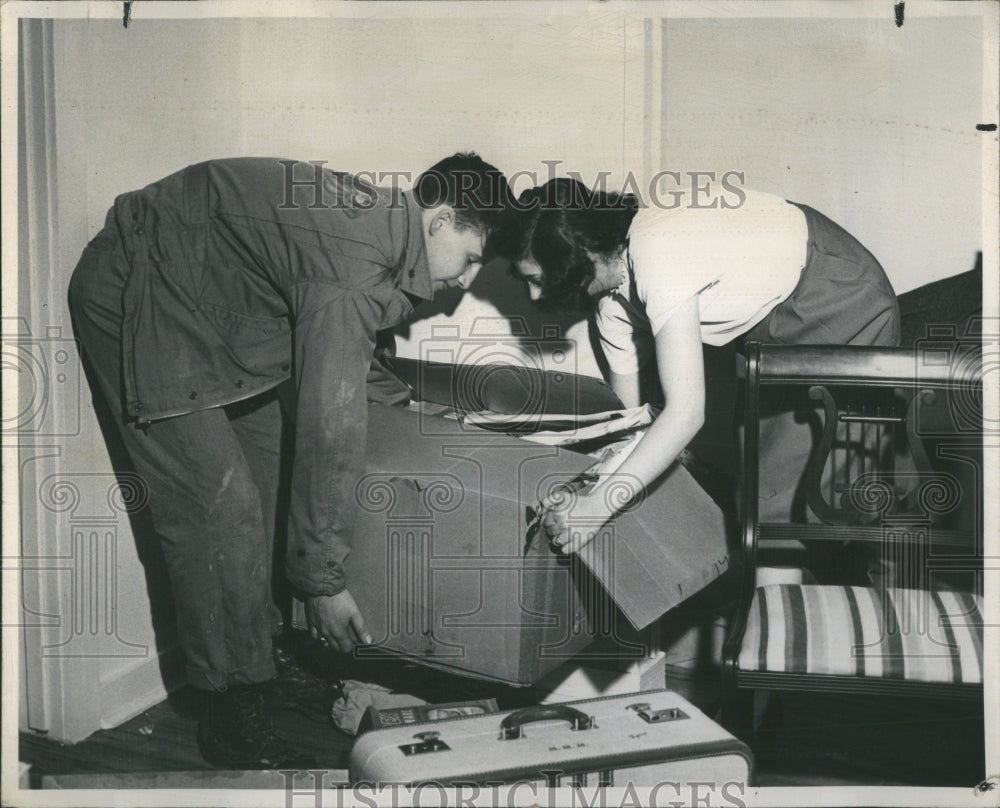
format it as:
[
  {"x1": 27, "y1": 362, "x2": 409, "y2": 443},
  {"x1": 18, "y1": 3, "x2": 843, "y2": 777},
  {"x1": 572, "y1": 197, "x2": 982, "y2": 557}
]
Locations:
[{"x1": 739, "y1": 202, "x2": 900, "y2": 526}]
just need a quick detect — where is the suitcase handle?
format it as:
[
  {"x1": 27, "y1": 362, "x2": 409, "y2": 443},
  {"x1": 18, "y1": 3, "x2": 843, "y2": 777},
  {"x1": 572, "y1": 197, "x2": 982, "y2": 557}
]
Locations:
[{"x1": 499, "y1": 705, "x2": 594, "y2": 740}]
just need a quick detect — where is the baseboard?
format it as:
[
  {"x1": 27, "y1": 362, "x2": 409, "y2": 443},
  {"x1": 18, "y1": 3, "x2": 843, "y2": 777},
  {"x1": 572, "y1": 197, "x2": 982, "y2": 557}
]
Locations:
[
  {"x1": 99, "y1": 644, "x2": 186, "y2": 730},
  {"x1": 40, "y1": 769, "x2": 350, "y2": 790}
]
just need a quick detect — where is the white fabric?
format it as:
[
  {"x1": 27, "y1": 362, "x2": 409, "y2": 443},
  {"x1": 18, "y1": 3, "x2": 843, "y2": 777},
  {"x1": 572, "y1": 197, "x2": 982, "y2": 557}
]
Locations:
[
  {"x1": 330, "y1": 680, "x2": 427, "y2": 736},
  {"x1": 595, "y1": 189, "x2": 808, "y2": 374}
]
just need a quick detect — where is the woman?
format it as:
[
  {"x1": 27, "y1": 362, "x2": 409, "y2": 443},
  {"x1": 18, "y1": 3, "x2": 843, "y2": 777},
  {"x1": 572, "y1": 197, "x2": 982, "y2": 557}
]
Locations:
[{"x1": 500, "y1": 178, "x2": 899, "y2": 555}]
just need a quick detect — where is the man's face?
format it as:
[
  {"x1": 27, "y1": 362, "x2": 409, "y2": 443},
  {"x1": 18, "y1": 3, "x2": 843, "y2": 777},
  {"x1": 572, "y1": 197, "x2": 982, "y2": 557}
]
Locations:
[{"x1": 425, "y1": 208, "x2": 486, "y2": 293}]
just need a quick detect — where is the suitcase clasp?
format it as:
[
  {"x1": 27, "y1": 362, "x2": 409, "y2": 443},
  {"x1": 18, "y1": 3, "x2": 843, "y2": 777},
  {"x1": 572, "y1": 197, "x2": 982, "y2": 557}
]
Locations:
[
  {"x1": 399, "y1": 731, "x2": 451, "y2": 756},
  {"x1": 626, "y1": 703, "x2": 689, "y2": 724}
]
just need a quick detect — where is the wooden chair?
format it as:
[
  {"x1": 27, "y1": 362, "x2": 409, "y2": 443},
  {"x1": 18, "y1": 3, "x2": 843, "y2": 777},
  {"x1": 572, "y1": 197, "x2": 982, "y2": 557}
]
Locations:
[{"x1": 721, "y1": 341, "x2": 984, "y2": 735}]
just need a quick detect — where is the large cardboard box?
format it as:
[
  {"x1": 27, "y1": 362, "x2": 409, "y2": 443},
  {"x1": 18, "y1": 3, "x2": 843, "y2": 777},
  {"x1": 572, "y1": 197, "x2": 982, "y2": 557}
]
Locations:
[
  {"x1": 342, "y1": 402, "x2": 729, "y2": 686},
  {"x1": 346, "y1": 404, "x2": 596, "y2": 685}
]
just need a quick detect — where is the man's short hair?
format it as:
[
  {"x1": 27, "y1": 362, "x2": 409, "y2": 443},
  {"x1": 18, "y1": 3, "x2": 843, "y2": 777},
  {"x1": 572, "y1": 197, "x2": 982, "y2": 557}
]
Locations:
[{"x1": 414, "y1": 153, "x2": 513, "y2": 237}]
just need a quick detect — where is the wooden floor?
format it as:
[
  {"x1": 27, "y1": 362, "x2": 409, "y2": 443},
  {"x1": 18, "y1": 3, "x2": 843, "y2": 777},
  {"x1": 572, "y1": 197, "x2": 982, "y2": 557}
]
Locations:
[
  {"x1": 21, "y1": 686, "x2": 350, "y2": 786},
  {"x1": 19, "y1": 652, "x2": 985, "y2": 791}
]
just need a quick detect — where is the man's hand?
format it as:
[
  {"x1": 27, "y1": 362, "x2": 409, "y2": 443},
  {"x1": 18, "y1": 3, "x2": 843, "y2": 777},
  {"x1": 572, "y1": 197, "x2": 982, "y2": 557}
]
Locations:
[{"x1": 304, "y1": 590, "x2": 373, "y2": 653}]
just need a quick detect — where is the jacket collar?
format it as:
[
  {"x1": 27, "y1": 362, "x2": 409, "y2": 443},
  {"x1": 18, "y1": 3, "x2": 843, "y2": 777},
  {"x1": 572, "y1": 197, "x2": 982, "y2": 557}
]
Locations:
[{"x1": 397, "y1": 191, "x2": 433, "y2": 301}]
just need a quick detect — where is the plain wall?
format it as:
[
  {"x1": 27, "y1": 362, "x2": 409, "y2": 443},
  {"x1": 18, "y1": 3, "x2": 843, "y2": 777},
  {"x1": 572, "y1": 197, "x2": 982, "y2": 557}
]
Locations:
[{"x1": 660, "y1": 15, "x2": 984, "y2": 294}]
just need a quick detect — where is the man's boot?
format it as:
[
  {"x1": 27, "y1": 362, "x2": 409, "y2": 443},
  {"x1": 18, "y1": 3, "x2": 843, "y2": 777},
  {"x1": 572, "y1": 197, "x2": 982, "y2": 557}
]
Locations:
[
  {"x1": 197, "y1": 682, "x2": 318, "y2": 769},
  {"x1": 267, "y1": 635, "x2": 340, "y2": 723}
]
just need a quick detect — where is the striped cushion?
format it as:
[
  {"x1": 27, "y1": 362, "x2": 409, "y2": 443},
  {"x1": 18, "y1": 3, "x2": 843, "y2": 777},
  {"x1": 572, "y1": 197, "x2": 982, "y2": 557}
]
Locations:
[{"x1": 738, "y1": 584, "x2": 983, "y2": 684}]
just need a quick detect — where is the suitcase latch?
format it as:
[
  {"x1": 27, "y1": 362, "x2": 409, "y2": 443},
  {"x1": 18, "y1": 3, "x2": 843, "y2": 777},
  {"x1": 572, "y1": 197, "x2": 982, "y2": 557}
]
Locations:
[
  {"x1": 399, "y1": 731, "x2": 451, "y2": 756},
  {"x1": 626, "y1": 703, "x2": 689, "y2": 724}
]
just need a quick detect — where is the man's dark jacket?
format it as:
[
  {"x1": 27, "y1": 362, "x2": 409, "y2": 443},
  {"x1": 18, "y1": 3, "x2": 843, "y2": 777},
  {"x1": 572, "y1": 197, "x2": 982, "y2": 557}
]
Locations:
[{"x1": 101, "y1": 157, "x2": 432, "y2": 597}]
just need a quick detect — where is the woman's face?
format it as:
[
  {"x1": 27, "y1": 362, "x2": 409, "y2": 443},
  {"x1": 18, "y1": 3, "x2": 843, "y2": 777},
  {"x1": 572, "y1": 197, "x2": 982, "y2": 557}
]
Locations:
[
  {"x1": 514, "y1": 251, "x2": 626, "y2": 306},
  {"x1": 513, "y1": 256, "x2": 545, "y2": 301}
]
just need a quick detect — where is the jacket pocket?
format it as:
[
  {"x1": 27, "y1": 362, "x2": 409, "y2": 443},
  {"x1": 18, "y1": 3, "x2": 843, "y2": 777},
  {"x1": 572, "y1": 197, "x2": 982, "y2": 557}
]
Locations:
[
  {"x1": 201, "y1": 301, "x2": 292, "y2": 375},
  {"x1": 201, "y1": 301, "x2": 290, "y2": 336}
]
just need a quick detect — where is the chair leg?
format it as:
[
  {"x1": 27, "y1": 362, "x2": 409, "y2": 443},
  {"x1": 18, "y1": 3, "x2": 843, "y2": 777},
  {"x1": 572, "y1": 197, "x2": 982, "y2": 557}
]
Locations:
[{"x1": 721, "y1": 683, "x2": 756, "y2": 739}]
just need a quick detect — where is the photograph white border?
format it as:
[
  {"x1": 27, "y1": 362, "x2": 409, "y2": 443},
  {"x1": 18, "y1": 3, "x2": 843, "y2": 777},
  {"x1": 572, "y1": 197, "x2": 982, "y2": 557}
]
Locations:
[{"x1": 2, "y1": 2, "x2": 997, "y2": 806}]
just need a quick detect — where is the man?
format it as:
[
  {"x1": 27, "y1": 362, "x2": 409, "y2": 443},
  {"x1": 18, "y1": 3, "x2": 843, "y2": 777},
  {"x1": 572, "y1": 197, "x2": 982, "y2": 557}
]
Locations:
[{"x1": 68, "y1": 154, "x2": 512, "y2": 768}]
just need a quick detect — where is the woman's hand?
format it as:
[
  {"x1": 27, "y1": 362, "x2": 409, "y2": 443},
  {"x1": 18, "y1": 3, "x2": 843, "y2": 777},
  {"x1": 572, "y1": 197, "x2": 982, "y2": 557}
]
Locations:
[
  {"x1": 541, "y1": 297, "x2": 706, "y2": 556},
  {"x1": 540, "y1": 490, "x2": 612, "y2": 555}
]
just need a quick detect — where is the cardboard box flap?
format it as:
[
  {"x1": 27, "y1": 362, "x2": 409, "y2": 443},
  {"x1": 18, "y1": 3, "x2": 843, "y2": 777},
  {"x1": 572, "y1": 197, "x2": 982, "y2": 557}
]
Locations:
[{"x1": 576, "y1": 461, "x2": 731, "y2": 630}]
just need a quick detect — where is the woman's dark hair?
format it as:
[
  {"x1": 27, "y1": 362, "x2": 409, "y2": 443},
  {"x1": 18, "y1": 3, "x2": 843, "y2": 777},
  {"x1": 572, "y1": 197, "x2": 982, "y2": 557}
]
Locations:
[{"x1": 498, "y1": 178, "x2": 638, "y2": 314}]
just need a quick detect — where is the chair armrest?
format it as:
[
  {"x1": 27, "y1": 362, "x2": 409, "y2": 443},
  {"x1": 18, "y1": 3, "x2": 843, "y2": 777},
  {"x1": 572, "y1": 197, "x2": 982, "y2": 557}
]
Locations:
[
  {"x1": 754, "y1": 343, "x2": 981, "y2": 389},
  {"x1": 759, "y1": 523, "x2": 976, "y2": 549}
]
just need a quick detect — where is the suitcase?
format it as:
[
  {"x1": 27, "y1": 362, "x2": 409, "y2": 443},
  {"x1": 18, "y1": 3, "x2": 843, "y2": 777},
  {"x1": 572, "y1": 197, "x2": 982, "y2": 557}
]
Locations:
[{"x1": 349, "y1": 689, "x2": 754, "y2": 789}]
